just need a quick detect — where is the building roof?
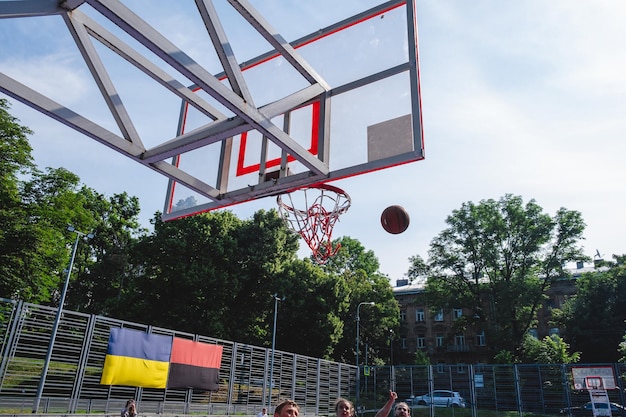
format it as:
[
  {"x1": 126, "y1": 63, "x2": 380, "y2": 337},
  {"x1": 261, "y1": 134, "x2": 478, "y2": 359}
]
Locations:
[{"x1": 392, "y1": 263, "x2": 606, "y2": 295}]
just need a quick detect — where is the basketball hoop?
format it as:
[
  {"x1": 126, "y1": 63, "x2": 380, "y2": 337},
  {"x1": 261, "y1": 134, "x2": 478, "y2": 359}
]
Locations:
[{"x1": 277, "y1": 184, "x2": 351, "y2": 264}]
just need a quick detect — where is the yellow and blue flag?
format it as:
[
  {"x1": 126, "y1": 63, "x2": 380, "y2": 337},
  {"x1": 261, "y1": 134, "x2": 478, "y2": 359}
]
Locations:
[{"x1": 100, "y1": 328, "x2": 223, "y2": 391}]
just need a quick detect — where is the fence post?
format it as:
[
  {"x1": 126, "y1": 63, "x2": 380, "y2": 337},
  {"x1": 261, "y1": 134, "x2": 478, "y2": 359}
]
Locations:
[
  {"x1": 0, "y1": 300, "x2": 22, "y2": 389},
  {"x1": 514, "y1": 364, "x2": 522, "y2": 417},
  {"x1": 469, "y1": 364, "x2": 477, "y2": 417}
]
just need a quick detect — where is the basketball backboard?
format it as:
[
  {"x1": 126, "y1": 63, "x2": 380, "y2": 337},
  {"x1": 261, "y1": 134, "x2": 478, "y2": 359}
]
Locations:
[
  {"x1": 0, "y1": 0, "x2": 424, "y2": 220},
  {"x1": 571, "y1": 366, "x2": 617, "y2": 390}
]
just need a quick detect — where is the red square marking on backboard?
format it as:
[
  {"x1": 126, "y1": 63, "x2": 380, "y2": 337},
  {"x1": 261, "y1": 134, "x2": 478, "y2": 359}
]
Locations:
[{"x1": 236, "y1": 101, "x2": 320, "y2": 176}]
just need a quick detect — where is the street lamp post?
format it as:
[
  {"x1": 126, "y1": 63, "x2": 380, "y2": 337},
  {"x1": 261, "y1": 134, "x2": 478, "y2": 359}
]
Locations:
[
  {"x1": 268, "y1": 294, "x2": 284, "y2": 412},
  {"x1": 355, "y1": 301, "x2": 374, "y2": 414},
  {"x1": 33, "y1": 226, "x2": 93, "y2": 413},
  {"x1": 389, "y1": 329, "x2": 395, "y2": 391}
]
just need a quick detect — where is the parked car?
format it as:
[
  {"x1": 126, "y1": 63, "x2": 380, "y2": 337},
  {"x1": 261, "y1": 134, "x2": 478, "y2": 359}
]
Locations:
[
  {"x1": 560, "y1": 402, "x2": 626, "y2": 417},
  {"x1": 407, "y1": 390, "x2": 466, "y2": 408}
]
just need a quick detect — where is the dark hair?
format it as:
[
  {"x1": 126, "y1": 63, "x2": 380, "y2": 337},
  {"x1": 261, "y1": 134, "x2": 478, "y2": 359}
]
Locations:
[{"x1": 274, "y1": 399, "x2": 299, "y2": 415}]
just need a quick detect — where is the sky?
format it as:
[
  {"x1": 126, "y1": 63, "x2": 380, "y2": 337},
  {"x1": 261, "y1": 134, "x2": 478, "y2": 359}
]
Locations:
[{"x1": 1, "y1": 1, "x2": 625, "y2": 283}]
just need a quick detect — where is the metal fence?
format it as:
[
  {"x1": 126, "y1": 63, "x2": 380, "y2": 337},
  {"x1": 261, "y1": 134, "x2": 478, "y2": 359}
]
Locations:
[
  {"x1": 0, "y1": 298, "x2": 353, "y2": 415},
  {"x1": 1, "y1": 298, "x2": 625, "y2": 416},
  {"x1": 364, "y1": 363, "x2": 626, "y2": 416}
]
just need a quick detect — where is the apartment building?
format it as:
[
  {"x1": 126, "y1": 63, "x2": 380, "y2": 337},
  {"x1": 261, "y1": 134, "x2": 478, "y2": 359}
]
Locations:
[{"x1": 391, "y1": 262, "x2": 595, "y2": 365}]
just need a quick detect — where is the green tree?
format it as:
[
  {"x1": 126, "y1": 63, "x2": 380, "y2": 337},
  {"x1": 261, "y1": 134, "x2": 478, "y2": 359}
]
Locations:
[
  {"x1": 0, "y1": 98, "x2": 39, "y2": 301},
  {"x1": 127, "y1": 209, "x2": 301, "y2": 344},
  {"x1": 413, "y1": 349, "x2": 430, "y2": 365},
  {"x1": 321, "y1": 237, "x2": 400, "y2": 365},
  {"x1": 65, "y1": 189, "x2": 146, "y2": 315},
  {"x1": 0, "y1": 98, "x2": 147, "y2": 306},
  {"x1": 223, "y1": 209, "x2": 300, "y2": 343},
  {"x1": 0, "y1": 100, "x2": 96, "y2": 303},
  {"x1": 555, "y1": 255, "x2": 626, "y2": 362},
  {"x1": 421, "y1": 194, "x2": 586, "y2": 360},
  {"x1": 520, "y1": 334, "x2": 580, "y2": 364},
  {"x1": 271, "y1": 258, "x2": 349, "y2": 359},
  {"x1": 127, "y1": 210, "x2": 246, "y2": 336},
  {"x1": 20, "y1": 167, "x2": 100, "y2": 304}
]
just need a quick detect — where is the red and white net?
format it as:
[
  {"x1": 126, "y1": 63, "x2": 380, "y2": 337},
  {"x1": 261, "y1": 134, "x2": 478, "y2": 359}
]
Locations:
[{"x1": 277, "y1": 184, "x2": 351, "y2": 264}]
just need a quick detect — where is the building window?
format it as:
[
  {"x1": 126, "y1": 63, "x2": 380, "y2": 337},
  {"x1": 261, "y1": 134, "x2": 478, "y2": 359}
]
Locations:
[
  {"x1": 476, "y1": 330, "x2": 486, "y2": 346},
  {"x1": 457, "y1": 363, "x2": 468, "y2": 373},
  {"x1": 436, "y1": 362, "x2": 446, "y2": 373},
  {"x1": 434, "y1": 309, "x2": 444, "y2": 321},
  {"x1": 416, "y1": 334, "x2": 425, "y2": 349},
  {"x1": 528, "y1": 328, "x2": 538, "y2": 339},
  {"x1": 415, "y1": 308, "x2": 425, "y2": 322},
  {"x1": 453, "y1": 308, "x2": 463, "y2": 319},
  {"x1": 454, "y1": 333, "x2": 465, "y2": 347},
  {"x1": 549, "y1": 327, "x2": 560, "y2": 336},
  {"x1": 436, "y1": 333, "x2": 444, "y2": 347},
  {"x1": 400, "y1": 310, "x2": 406, "y2": 322},
  {"x1": 401, "y1": 338, "x2": 407, "y2": 349}
]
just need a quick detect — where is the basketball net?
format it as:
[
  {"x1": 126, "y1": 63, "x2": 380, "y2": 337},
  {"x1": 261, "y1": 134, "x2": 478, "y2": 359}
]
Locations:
[{"x1": 277, "y1": 184, "x2": 351, "y2": 264}]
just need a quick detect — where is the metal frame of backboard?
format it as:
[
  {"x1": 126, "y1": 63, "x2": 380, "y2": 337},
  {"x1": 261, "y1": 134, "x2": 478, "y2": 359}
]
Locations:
[{"x1": 0, "y1": 0, "x2": 424, "y2": 221}]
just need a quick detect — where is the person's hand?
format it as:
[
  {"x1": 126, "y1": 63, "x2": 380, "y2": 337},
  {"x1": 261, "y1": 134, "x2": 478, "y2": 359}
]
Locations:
[{"x1": 389, "y1": 391, "x2": 398, "y2": 401}]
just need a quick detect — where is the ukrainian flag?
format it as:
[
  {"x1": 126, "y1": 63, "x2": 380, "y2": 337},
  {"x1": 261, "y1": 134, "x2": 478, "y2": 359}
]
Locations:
[{"x1": 100, "y1": 328, "x2": 172, "y2": 389}]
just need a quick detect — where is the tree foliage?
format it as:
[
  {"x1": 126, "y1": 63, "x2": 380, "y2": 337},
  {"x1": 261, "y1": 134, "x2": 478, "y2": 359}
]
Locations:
[
  {"x1": 0, "y1": 101, "x2": 91, "y2": 303},
  {"x1": 520, "y1": 334, "x2": 580, "y2": 364},
  {"x1": 555, "y1": 255, "x2": 626, "y2": 363},
  {"x1": 65, "y1": 189, "x2": 145, "y2": 315},
  {"x1": 0, "y1": 98, "x2": 38, "y2": 300},
  {"x1": 271, "y1": 258, "x2": 349, "y2": 359},
  {"x1": 420, "y1": 194, "x2": 586, "y2": 360},
  {"x1": 321, "y1": 237, "x2": 400, "y2": 364}
]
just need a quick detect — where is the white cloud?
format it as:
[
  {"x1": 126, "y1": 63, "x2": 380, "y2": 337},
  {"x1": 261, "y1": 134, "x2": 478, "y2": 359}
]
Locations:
[{"x1": 0, "y1": 53, "x2": 92, "y2": 105}]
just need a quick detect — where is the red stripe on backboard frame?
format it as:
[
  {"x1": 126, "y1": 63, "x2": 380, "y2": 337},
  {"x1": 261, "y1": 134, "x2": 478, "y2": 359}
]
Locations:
[
  {"x1": 236, "y1": 101, "x2": 320, "y2": 176},
  {"x1": 166, "y1": 1, "x2": 418, "y2": 217},
  {"x1": 174, "y1": 1, "x2": 405, "y2": 177},
  {"x1": 234, "y1": 2, "x2": 406, "y2": 73}
]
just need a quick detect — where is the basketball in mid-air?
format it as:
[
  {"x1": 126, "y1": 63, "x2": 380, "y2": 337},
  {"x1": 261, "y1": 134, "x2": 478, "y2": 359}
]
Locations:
[{"x1": 380, "y1": 205, "x2": 410, "y2": 234}]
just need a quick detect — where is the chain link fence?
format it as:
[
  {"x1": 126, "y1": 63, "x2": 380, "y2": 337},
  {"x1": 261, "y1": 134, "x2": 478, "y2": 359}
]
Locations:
[{"x1": 1, "y1": 298, "x2": 625, "y2": 416}]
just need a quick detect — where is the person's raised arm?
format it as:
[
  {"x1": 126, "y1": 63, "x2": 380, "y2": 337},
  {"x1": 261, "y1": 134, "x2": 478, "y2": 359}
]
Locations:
[{"x1": 374, "y1": 391, "x2": 398, "y2": 417}]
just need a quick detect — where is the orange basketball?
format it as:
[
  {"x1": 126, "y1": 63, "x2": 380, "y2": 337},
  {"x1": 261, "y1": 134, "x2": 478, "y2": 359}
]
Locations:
[{"x1": 381, "y1": 205, "x2": 410, "y2": 234}]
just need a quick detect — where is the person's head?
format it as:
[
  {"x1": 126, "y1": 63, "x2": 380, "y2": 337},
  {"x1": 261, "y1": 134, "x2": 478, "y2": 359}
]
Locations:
[
  {"x1": 274, "y1": 399, "x2": 299, "y2": 417},
  {"x1": 125, "y1": 399, "x2": 135, "y2": 408},
  {"x1": 394, "y1": 402, "x2": 410, "y2": 417},
  {"x1": 262, "y1": 408, "x2": 267, "y2": 414},
  {"x1": 334, "y1": 398, "x2": 355, "y2": 417}
]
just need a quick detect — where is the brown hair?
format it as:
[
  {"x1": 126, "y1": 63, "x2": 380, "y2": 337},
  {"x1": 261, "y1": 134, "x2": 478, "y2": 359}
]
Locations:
[
  {"x1": 274, "y1": 399, "x2": 299, "y2": 415},
  {"x1": 334, "y1": 398, "x2": 355, "y2": 416}
]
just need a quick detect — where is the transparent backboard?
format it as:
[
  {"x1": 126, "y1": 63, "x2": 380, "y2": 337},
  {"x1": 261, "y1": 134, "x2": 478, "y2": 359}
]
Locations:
[
  {"x1": 164, "y1": 0, "x2": 424, "y2": 219},
  {"x1": 0, "y1": 0, "x2": 423, "y2": 221}
]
